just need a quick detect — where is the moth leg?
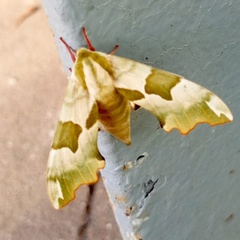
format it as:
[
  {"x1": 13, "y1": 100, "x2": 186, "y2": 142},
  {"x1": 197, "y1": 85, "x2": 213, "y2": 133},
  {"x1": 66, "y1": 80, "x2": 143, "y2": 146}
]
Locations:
[{"x1": 59, "y1": 37, "x2": 76, "y2": 62}]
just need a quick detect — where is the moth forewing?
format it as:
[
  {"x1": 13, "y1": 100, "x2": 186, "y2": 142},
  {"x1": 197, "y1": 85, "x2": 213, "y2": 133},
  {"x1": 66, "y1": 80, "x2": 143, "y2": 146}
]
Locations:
[
  {"x1": 105, "y1": 52, "x2": 233, "y2": 133},
  {"x1": 47, "y1": 76, "x2": 105, "y2": 209}
]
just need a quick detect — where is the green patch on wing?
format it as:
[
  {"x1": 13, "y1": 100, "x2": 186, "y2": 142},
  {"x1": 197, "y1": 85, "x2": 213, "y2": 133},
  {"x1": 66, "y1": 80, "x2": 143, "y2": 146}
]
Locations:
[
  {"x1": 86, "y1": 103, "x2": 98, "y2": 129},
  {"x1": 52, "y1": 121, "x2": 82, "y2": 153},
  {"x1": 116, "y1": 88, "x2": 145, "y2": 101},
  {"x1": 145, "y1": 69, "x2": 180, "y2": 100},
  {"x1": 76, "y1": 48, "x2": 114, "y2": 78}
]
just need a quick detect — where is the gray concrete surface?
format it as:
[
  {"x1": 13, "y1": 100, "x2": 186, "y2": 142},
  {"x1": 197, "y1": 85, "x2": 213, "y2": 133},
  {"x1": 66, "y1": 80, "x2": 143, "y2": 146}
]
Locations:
[{"x1": 0, "y1": 1, "x2": 121, "y2": 239}]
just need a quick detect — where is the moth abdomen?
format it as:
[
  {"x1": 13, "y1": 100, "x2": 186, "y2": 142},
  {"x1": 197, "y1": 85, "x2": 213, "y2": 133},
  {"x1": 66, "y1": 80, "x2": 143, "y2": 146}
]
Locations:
[{"x1": 97, "y1": 91, "x2": 131, "y2": 145}]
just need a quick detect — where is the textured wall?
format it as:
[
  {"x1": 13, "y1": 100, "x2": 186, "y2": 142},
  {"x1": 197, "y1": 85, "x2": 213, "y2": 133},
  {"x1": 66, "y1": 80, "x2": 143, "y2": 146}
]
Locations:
[{"x1": 42, "y1": 0, "x2": 239, "y2": 239}]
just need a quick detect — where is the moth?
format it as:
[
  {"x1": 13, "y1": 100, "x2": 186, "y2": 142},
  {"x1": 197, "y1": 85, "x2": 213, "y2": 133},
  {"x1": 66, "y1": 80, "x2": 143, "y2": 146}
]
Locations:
[{"x1": 47, "y1": 27, "x2": 233, "y2": 209}]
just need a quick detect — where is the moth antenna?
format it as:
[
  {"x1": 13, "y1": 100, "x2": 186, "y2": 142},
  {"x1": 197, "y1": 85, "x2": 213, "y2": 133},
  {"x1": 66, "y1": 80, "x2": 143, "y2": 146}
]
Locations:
[
  {"x1": 82, "y1": 27, "x2": 96, "y2": 51},
  {"x1": 109, "y1": 45, "x2": 119, "y2": 55},
  {"x1": 82, "y1": 27, "x2": 120, "y2": 54},
  {"x1": 60, "y1": 37, "x2": 76, "y2": 62}
]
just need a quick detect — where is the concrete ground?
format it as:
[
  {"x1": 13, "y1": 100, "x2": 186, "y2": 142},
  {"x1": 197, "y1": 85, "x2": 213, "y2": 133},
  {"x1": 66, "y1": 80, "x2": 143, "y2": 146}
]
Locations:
[{"x1": 0, "y1": 0, "x2": 121, "y2": 239}]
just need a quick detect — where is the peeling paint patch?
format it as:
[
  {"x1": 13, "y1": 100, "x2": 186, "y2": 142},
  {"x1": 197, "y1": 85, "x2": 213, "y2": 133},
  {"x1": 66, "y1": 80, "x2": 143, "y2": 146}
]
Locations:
[
  {"x1": 125, "y1": 205, "x2": 136, "y2": 216},
  {"x1": 123, "y1": 152, "x2": 148, "y2": 170},
  {"x1": 132, "y1": 217, "x2": 149, "y2": 226},
  {"x1": 116, "y1": 195, "x2": 127, "y2": 203},
  {"x1": 143, "y1": 179, "x2": 159, "y2": 198},
  {"x1": 134, "y1": 233, "x2": 143, "y2": 240},
  {"x1": 127, "y1": 232, "x2": 143, "y2": 240}
]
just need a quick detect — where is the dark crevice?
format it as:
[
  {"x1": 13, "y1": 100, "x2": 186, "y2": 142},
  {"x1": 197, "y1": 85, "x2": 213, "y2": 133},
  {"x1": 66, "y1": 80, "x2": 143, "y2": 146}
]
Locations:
[
  {"x1": 77, "y1": 184, "x2": 96, "y2": 239},
  {"x1": 143, "y1": 178, "x2": 159, "y2": 199}
]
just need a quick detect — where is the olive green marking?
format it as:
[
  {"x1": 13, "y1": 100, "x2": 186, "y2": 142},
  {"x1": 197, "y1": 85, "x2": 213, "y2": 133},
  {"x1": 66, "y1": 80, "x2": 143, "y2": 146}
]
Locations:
[
  {"x1": 73, "y1": 61, "x2": 87, "y2": 89},
  {"x1": 77, "y1": 48, "x2": 114, "y2": 76},
  {"x1": 52, "y1": 121, "x2": 82, "y2": 153},
  {"x1": 116, "y1": 88, "x2": 145, "y2": 101},
  {"x1": 74, "y1": 48, "x2": 114, "y2": 89},
  {"x1": 86, "y1": 103, "x2": 98, "y2": 129},
  {"x1": 145, "y1": 69, "x2": 180, "y2": 100}
]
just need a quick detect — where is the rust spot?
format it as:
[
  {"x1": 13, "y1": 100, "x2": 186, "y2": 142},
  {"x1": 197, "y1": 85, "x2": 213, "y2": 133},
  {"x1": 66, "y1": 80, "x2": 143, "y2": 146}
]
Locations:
[
  {"x1": 125, "y1": 205, "x2": 135, "y2": 216},
  {"x1": 123, "y1": 165, "x2": 128, "y2": 171},
  {"x1": 123, "y1": 153, "x2": 148, "y2": 171},
  {"x1": 134, "y1": 234, "x2": 143, "y2": 240},
  {"x1": 116, "y1": 196, "x2": 126, "y2": 203}
]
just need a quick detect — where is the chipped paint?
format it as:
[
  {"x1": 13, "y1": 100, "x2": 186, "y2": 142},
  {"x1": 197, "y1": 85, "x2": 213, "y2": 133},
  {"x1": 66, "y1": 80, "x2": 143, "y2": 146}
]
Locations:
[
  {"x1": 125, "y1": 205, "x2": 136, "y2": 216},
  {"x1": 143, "y1": 179, "x2": 159, "y2": 198},
  {"x1": 123, "y1": 152, "x2": 148, "y2": 170},
  {"x1": 132, "y1": 217, "x2": 149, "y2": 226},
  {"x1": 127, "y1": 232, "x2": 143, "y2": 240},
  {"x1": 116, "y1": 195, "x2": 127, "y2": 203}
]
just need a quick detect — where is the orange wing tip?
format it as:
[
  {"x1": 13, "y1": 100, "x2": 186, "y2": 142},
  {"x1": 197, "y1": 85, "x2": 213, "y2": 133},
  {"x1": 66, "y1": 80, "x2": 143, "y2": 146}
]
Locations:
[
  {"x1": 163, "y1": 117, "x2": 232, "y2": 136},
  {"x1": 49, "y1": 161, "x2": 105, "y2": 209}
]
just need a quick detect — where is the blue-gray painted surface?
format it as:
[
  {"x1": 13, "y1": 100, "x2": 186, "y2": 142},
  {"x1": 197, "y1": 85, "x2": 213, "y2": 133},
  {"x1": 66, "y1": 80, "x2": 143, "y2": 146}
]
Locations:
[{"x1": 42, "y1": 0, "x2": 239, "y2": 239}]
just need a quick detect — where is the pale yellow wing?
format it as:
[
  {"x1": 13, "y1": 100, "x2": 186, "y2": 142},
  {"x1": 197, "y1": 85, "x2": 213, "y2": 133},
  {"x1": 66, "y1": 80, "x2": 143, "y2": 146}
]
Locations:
[
  {"x1": 103, "y1": 53, "x2": 233, "y2": 134},
  {"x1": 47, "y1": 77, "x2": 104, "y2": 209}
]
